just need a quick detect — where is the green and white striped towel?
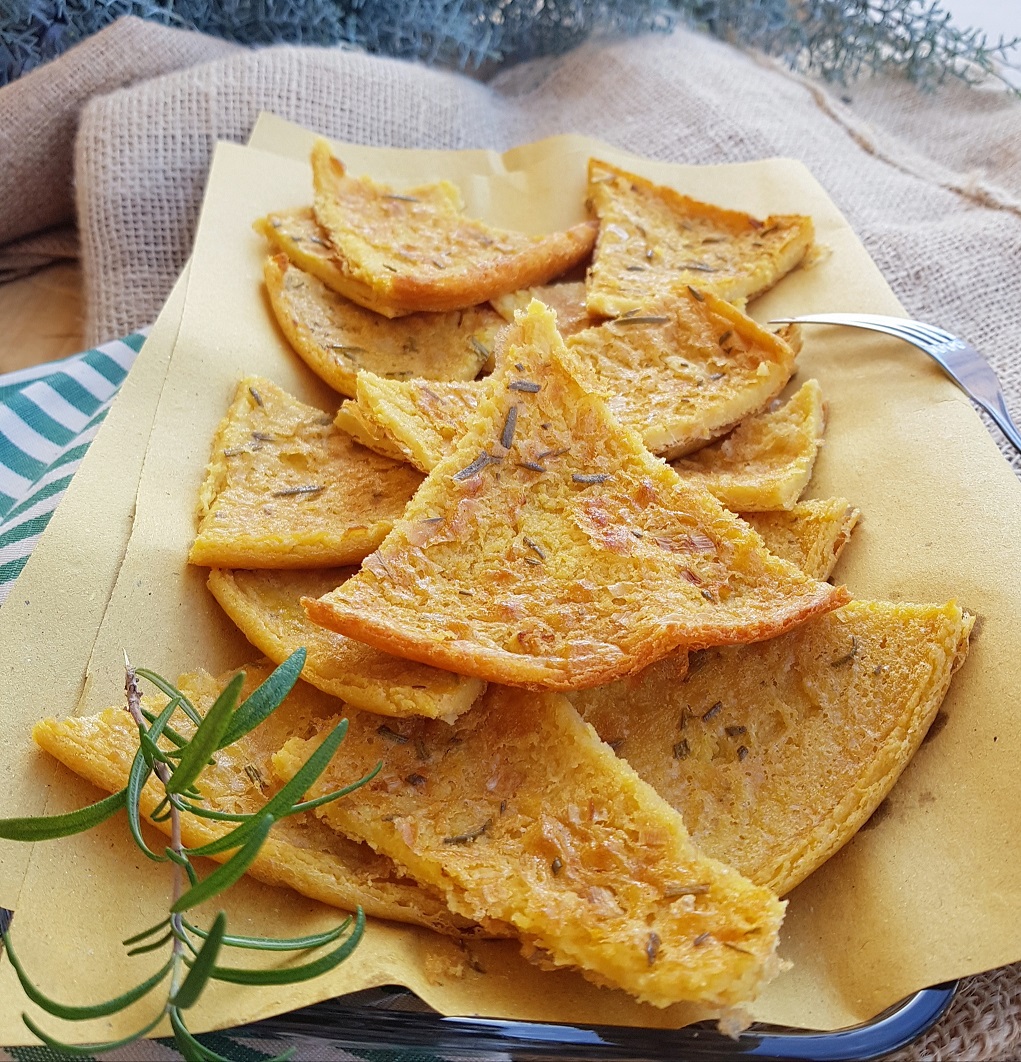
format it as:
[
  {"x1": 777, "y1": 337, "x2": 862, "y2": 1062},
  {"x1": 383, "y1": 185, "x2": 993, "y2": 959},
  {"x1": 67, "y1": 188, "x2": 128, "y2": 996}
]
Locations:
[{"x1": 0, "y1": 333, "x2": 147, "y2": 605}]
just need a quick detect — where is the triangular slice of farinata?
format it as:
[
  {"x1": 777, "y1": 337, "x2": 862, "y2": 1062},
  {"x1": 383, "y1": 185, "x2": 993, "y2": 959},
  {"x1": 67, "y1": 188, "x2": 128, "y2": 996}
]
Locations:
[
  {"x1": 264, "y1": 254, "x2": 500, "y2": 396},
  {"x1": 32, "y1": 665, "x2": 483, "y2": 936},
  {"x1": 310, "y1": 139, "x2": 597, "y2": 317},
  {"x1": 566, "y1": 494, "x2": 860, "y2": 727},
  {"x1": 571, "y1": 600, "x2": 973, "y2": 896},
  {"x1": 190, "y1": 378, "x2": 423, "y2": 568},
  {"x1": 585, "y1": 158, "x2": 814, "y2": 318},
  {"x1": 273, "y1": 683, "x2": 786, "y2": 1009},
  {"x1": 672, "y1": 379, "x2": 826, "y2": 510},
  {"x1": 256, "y1": 206, "x2": 358, "y2": 296},
  {"x1": 256, "y1": 195, "x2": 460, "y2": 297},
  {"x1": 207, "y1": 567, "x2": 485, "y2": 722},
  {"x1": 306, "y1": 301, "x2": 848, "y2": 690}
]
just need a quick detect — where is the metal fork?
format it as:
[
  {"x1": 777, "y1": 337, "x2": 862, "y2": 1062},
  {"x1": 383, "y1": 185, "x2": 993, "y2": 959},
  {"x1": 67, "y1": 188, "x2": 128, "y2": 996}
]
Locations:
[{"x1": 770, "y1": 312, "x2": 1021, "y2": 455}]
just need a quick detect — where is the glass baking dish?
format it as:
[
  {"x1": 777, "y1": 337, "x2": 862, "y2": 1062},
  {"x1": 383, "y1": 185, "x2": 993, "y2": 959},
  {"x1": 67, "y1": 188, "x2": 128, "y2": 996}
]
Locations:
[{"x1": 239, "y1": 981, "x2": 957, "y2": 1060}]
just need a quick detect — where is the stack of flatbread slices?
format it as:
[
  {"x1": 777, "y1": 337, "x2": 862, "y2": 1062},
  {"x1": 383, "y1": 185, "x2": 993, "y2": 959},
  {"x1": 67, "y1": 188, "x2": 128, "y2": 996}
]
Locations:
[{"x1": 34, "y1": 142, "x2": 974, "y2": 1017}]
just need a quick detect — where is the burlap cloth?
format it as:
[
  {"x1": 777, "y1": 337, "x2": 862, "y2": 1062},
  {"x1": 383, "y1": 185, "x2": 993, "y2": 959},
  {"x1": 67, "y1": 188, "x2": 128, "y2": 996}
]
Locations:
[{"x1": 2, "y1": 15, "x2": 1021, "y2": 1060}]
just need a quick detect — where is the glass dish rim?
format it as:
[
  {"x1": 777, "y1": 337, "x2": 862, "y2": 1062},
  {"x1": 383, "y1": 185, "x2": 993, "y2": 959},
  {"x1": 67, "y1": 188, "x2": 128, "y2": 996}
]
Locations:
[{"x1": 236, "y1": 980, "x2": 957, "y2": 1060}]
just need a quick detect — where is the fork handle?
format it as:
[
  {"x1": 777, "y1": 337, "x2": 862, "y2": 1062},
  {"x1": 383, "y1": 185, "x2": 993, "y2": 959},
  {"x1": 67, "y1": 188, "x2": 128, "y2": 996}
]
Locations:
[{"x1": 979, "y1": 391, "x2": 1021, "y2": 456}]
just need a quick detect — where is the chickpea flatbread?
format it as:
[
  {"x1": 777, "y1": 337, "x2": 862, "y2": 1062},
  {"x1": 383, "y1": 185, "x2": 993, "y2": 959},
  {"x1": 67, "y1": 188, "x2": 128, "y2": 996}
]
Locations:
[
  {"x1": 208, "y1": 567, "x2": 485, "y2": 722},
  {"x1": 585, "y1": 158, "x2": 814, "y2": 318},
  {"x1": 32, "y1": 666, "x2": 483, "y2": 937},
  {"x1": 190, "y1": 377, "x2": 423, "y2": 568},
  {"x1": 336, "y1": 373, "x2": 482, "y2": 473},
  {"x1": 490, "y1": 280, "x2": 594, "y2": 338},
  {"x1": 567, "y1": 286, "x2": 799, "y2": 459},
  {"x1": 263, "y1": 254, "x2": 501, "y2": 396},
  {"x1": 255, "y1": 187, "x2": 462, "y2": 296},
  {"x1": 305, "y1": 301, "x2": 848, "y2": 690},
  {"x1": 572, "y1": 600, "x2": 973, "y2": 896},
  {"x1": 741, "y1": 499, "x2": 859, "y2": 581},
  {"x1": 566, "y1": 495, "x2": 861, "y2": 729},
  {"x1": 672, "y1": 379, "x2": 826, "y2": 510},
  {"x1": 310, "y1": 138, "x2": 598, "y2": 317},
  {"x1": 332, "y1": 398, "x2": 409, "y2": 462},
  {"x1": 327, "y1": 397, "x2": 405, "y2": 463},
  {"x1": 338, "y1": 287, "x2": 799, "y2": 469},
  {"x1": 255, "y1": 206, "x2": 358, "y2": 296},
  {"x1": 273, "y1": 683, "x2": 786, "y2": 1009}
]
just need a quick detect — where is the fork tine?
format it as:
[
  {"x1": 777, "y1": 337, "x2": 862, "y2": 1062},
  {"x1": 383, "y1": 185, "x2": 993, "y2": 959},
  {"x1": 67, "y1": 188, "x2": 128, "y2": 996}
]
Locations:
[
  {"x1": 875, "y1": 317, "x2": 959, "y2": 350},
  {"x1": 770, "y1": 313, "x2": 950, "y2": 349},
  {"x1": 904, "y1": 321, "x2": 958, "y2": 347},
  {"x1": 880, "y1": 319, "x2": 939, "y2": 348}
]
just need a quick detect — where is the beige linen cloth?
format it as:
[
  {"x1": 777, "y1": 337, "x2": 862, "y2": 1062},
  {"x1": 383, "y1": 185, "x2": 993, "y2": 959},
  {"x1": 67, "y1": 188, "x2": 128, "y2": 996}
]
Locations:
[{"x1": 2, "y1": 15, "x2": 1021, "y2": 1060}]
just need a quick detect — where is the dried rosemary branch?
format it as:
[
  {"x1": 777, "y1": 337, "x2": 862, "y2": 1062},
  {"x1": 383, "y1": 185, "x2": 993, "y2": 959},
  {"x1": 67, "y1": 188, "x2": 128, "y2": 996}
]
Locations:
[
  {"x1": 1, "y1": 1, "x2": 1016, "y2": 92},
  {"x1": 0, "y1": 649, "x2": 375, "y2": 1061},
  {"x1": 687, "y1": 0, "x2": 1021, "y2": 93}
]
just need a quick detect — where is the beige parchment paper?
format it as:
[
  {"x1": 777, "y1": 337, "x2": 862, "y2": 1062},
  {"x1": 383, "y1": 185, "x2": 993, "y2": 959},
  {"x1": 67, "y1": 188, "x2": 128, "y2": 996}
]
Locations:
[{"x1": 3, "y1": 120, "x2": 1021, "y2": 1043}]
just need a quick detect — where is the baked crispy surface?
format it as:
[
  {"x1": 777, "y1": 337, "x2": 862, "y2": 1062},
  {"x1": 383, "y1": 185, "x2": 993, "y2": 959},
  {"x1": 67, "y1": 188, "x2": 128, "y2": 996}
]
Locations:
[
  {"x1": 742, "y1": 499, "x2": 860, "y2": 581},
  {"x1": 566, "y1": 493, "x2": 858, "y2": 722},
  {"x1": 566, "y1": 287, "x2": 798, "y2": 459},
  {"x1": 565, "y1": 494, "x2": 857, "y2": 750},
  {"x1": 263, "y1": 254, "x2": 500, "y2": 397},
  {"x1": 305, "y1": 301, "x2": 848, "y2": 690},
  {"x1": 337, "y1": 287, "x2": 798, "y2": 469},
  {"x1": 310, "y1": 139, "x2": 598, "y2": 317},
  {"x1": 672, "y1": 379, "x2": 826, "y2": 510},
  {"x1": 31, "y1": 666, "x2": 480, "y2": 935},
  {"x1": 572, "y1": 601, "x2": 973, "y2": 896},
  {"x1": 585, "y1": 158, "x2": 814, "y2": 318},
  {"x1": 190, "y1": 377, "x2": 423, "y2": 568},
  {"x1": 272, "y1": 683, "x2": 786, "y2": 1008},
  {"x1": 208, "y1": 567, "x2": 485, "y2": 722}
]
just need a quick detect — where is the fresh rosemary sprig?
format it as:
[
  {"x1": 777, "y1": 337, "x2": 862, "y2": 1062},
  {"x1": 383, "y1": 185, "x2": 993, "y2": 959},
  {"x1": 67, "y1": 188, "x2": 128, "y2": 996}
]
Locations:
[{"x1": 0, "y1": 648, "x2": 374, "y2": 1061}]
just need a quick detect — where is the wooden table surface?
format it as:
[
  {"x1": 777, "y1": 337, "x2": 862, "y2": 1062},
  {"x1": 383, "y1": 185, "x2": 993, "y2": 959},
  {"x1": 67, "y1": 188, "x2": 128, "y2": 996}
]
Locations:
[{"x1": 0, "y1": 263, "x2": 85, "y2": 376}]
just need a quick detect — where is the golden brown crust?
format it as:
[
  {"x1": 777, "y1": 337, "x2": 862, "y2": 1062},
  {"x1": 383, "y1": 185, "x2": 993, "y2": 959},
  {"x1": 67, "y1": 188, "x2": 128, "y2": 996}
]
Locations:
[
  {"x1": 254, "y1": 207, "x2": 354, "y2": 295},
  {"x1": 560, "y1": 498, "x2": 858, "y2": 745},
  {"x1": 189, "y1": 377, "x2": 423, "y2": 569},
  {"x1": 31, "y1": 667, "x2": 484, "y2": 936},
  {"x1": 272, "y1": 683, "x2": 786, "y2": 1008},
  {"x1": 304, "y1": 301, "x2": 848, "y2": 690},
  {"x1": 207, "y1": 567, "x2": 485, "y2": 722},
  {"x1": 672, "y1": 379, "x2": 826, "y2": 510},
  {"x1": 572, "y1": 600, "x2": 974, "y2": 896},
  {"x1": 263, "y1": 254, "x2": 501, "y2": 397},
  {"x1": 585, "y1": 158, "x2": 814, "y2": 318},
  {"x1": 310, "y1": 138, "x2": 598, "y2": 317}
]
